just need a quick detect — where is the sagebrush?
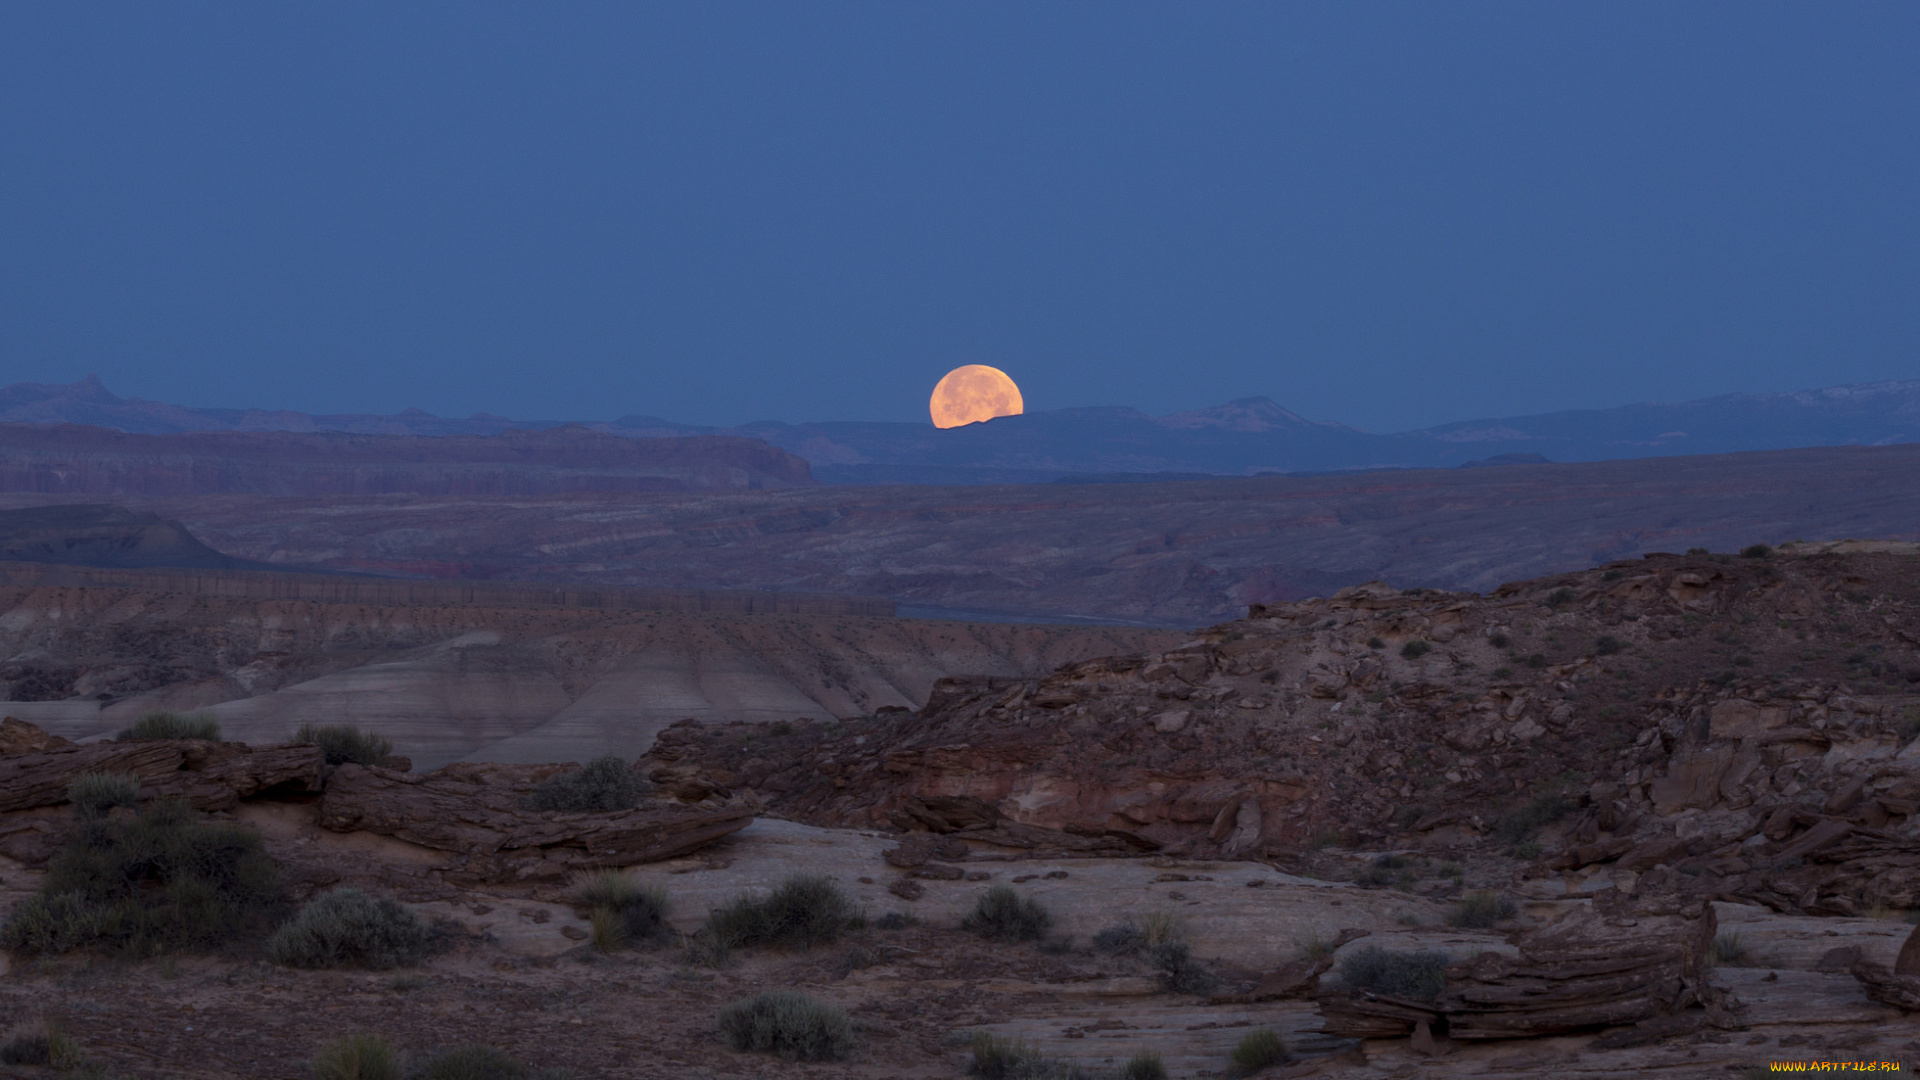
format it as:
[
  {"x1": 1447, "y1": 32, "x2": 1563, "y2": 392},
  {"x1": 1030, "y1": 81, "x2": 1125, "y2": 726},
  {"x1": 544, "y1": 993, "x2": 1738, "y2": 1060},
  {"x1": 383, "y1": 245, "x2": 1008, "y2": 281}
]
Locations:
[
  {"x1": 269, "y1": 888, "x2": 447, "y2": 969},
  {"x1": 293, "y1": 724, "x2": 393, "y2": 766},
  {"x1": 117, "y1": 711, "x2": 221, "y2": 742},
  {"x1": 0, "y1": 796, "x2": 279, "y2": 956},
  {"x1": 705, "y1": 875, "x2": 858, "y2": 951},
  {"x1": 715, "y1": 991, "x2": 853, "y2": 1061},
  {"x1": 524, "y1": 756, "x2": 647, "y2": 812},
  {"x1": 571, "y1": 871, "x2": 669, "y2": 951},
  {"x1": 311, "y1": 1034, "x2": 402, "y2": 1080},
  {"x1": 962, "y1": 885, "x2": 1051, "y2": 943}
]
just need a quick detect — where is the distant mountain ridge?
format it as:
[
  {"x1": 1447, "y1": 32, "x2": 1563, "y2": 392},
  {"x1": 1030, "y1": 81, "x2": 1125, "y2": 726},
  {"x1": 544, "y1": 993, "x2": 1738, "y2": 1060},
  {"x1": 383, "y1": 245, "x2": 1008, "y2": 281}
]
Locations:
[{"x1": 3, "y1": 374, "x2": 1917, "y2": 483}]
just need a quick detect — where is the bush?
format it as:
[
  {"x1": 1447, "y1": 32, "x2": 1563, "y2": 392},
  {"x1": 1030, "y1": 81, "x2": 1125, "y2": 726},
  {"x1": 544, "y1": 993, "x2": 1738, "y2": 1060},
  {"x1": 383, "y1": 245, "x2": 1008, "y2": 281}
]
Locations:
[
  {"x1": 716, "y1": 991, "x2": 853, "y2": 1062},
  {"x1": 1, "y1": 1020, "x2": 83, "y2": 1069},
  {"x1": 117, "y1": 711, "x2": 221, "y2": 742},
  {"x1": 1545, "y1": 588, "x2": 1574, "y2": 608},
  {"x1": 1339, "y1": 946, "x2": 1450, "y2": 1000},
  {"x1": 963, "y1": 885, "x2": 1051, "y2": 943},
  {"x1": 293, "y1": 724, "x2": 393, "y2": 767},
  {"x1": 873, "y1": 911, "x2": 917, "y2": 931},
  {"x1": 1123, "y1": 1052, "x2": 1168, "y2": 1080},
  {"x1": 68, "y1": 772, "x2": 140, "y2": 819},
  {"x1": 1399, "y1": 640, "x2": 1431, "y2": 660},
  {"x1": 312, "y1": 1034, "x2": 402, "y2": 1080},
  {"x1": 706, "y1": 875, "x2": 858, "y2": 951},
  {"x1": 1741, "y1": 544, "x2": 1774, "y2": 559},
  {"x1": 1708, "y1": 931, "x2": 1751, "y2": 968},
  {"x1": 524, "y1": 756, "x2": 647, "y2": 813},
  {"x1": 269, "y1": 888, "x2": 445, "y2": 969},
  {"x1": 571, "y1": 870, "x2": 669, "y2": 951},
  {"x1": 1093, "y1": 922, "x2": 1144, "y2": 955},
  {"x1": 1594, "y1": 635, "x2": 1624, "y2": 656},
  {"x1": 968, "y1": 1032, "x2": 1093, "y2": 1079},
  {"x1": 0, "y1": 797, "x2": 279, "y2": 956},
  {"x1": 1148, "y1": 940, "x2": 1219, "y2": 995},
  {"x1": 1228, "y1": 1027, "x2": 1288, "y2": 1075},
  {"x1": 1448, "y1": 891, "x2": 1517, "y2": 929},
  {"x1": 1495, "y1": 793, "x2": 1569, "y2": 844}
]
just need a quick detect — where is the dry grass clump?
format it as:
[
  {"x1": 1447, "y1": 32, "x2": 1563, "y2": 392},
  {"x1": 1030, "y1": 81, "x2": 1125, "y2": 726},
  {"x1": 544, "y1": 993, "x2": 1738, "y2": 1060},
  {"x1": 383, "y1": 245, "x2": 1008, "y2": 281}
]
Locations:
[
  {"x1": 1339, "y1": 945, "x2": 1450, "y2": 1000},
  {"x1": 412, "y1": 1044, "x2": 575, "y2": 1080},
  {"x1": 1448, "y1": 890, "x2": 1517, "y2": 929},
  {"x1": 116, "y1": 711, "x2": 221, "y2": 742},
  {"x1": 67, "y1": 772, "x2": 140, "y2": 819},
  {"x1": 571, "y1": 870, "x2": 669, "y2": 952},
  {"x1": 269, "y1": 888, "x2": 447, "y2": 969},
  {"x1": 1122, "y1": 1051, "x2": 1169, "y2": 1080},
  {"x1": 0, "y1": 796, "x2": 279, "y2": 956},
  {"x1": 292, "y1": 724, "x2": 394, "y2": 766},
  {"x1": 962, "y1": 885, "x2": 1051, "y2": 943},
  {"x1": 1092, "y1": 910, "x2": 1215, "y2": 993},
  {"x1": 311, "y1": 1034, "x2": 402, "y2": 1080},
  {"x1": 1707, "y1": 930, "x2": 1751, "y2": 968},
  {"x1": 704, "y1": 875, "x2": 859, "y2": 952},
  {"x1": 715, "y1": 991, "x2": 854, "y2": 1062},
  {"x1": 1227, "y1": 1027, "x2": 1289, "y2": 1075},
  {"x1": 524, "y1": 756, "x2": 647, "y2": 812},
  {"x1": 0, "y1": 1019, "x2": 83, "y2": 1069},
  {"x1": 967, "y1": 1032, "x2": 1097, "y2": 1079}
]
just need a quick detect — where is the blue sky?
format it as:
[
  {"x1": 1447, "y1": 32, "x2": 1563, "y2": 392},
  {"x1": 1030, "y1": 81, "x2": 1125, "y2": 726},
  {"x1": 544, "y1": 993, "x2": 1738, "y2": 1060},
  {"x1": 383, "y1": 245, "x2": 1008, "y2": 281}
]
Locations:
[{"x1": 1, "y1": 3, "x2": 1916, "y2": 430}]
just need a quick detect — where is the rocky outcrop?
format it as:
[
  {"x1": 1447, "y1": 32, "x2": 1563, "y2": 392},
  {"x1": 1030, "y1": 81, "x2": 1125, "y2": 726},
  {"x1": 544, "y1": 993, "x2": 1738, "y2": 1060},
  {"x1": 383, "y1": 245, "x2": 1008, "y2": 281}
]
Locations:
[
  {"x1": 1318, "y1": 894, "x2": 1725, "y2": 1041},
  {"x1": 0, "y1": 733, "x2": 323, "y2": 814},
  {"x1": 314, "y1": 762, "x2": 756, "y2": 885}
]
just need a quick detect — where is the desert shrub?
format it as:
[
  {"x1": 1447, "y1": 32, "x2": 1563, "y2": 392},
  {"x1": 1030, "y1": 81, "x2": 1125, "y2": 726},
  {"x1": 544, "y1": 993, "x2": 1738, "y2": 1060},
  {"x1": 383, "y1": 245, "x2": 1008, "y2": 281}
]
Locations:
[
  {"x1": 1227, "y1": 1027, "x2": 1289, "y2": 1075},
  {"x1": 963, "y1": 885, "x2": 1051, "y2": 943},
  {"x1": 1366, "y1": 637, "x2": 1385, "y2": 649},
  {"x1": 0, "y1": 797, "x2": 279, "y2": 956},
  {"x1": 706, "y1": 874, "x2": 858, "y2": 951},
  {"x1": 1545, "y1": 588, "x2": 1574, "y2": 608},
  {"x1": 1594, "y1": 635, "x2": 1624, "y2": 656},
  {"x1": 1708, "y1": 931, "x2": 1751, "y2": 968},
  {"x1": 1524, "y1": 652, "x2": 1549, "y2": 668},
  {"x1": 967, "y1": 1032, "x2": 1094, "y2": 1079},
  {"x1": 1399, "y1": 640, "x2": 1431, "y2": 660},
  {"x1": 1123, "y1": 1052, "x2": 1168, "y2": 1080},
  {"x1": 1, "y1": 1020, "x2": 83, "y2": 1069},
  {"x1": 1495, "y1": 793, "x2": 1569, "y2": 844},
  {"x1": 1339, "y1": 946, "x2": 1450, "y2": 1001},
  {"x1": 1511, "y1": 841, "x2": 1543, "y2": 860},
  {"x1": 1489, "y1": 632, "x2": 1511, "y2": 648},
  {"x1": 571, "y1": 870, "x2": 669, "y2": 951},
  {"x1": 68, "y1": 772, "x2": 140, "y2": 819},
  {"x1": 715, "y1": 991, "x2": 853, "y2": 1062},
  {"x1": 117, "y1": 711, "x2": 221, "y2": 742},
  {"x1": 311, "y1": 1034, "x2": 402, "y2": 1080},
  {"x1": 1148, "y1": 940, "x2": 1220, "y2": 995},
  {"x1": 1741, "y1": 544, "x2": 1774, "y2": 559},
  {"x1": 523, "y1": 755, "x2": 646, "y2": 813},
  {"x1": 1448, "y1": 891, "x2": 1517, "y2": 929},
  {"x1": 1298, "y1": 933, "x2": 1335, "y2": 962},
  {"x1": 269, "y1": 888, "x2": 445, "y2": 969},
  {"x1": 873, "y1": 911, "x2": 917, "y2": 931},
  {"x1": 293, "y1": 724, "x2": 393, "y2": 766},
  {"x1": 1093, "y1": 922, "x2": 1144, "y2": 954}
]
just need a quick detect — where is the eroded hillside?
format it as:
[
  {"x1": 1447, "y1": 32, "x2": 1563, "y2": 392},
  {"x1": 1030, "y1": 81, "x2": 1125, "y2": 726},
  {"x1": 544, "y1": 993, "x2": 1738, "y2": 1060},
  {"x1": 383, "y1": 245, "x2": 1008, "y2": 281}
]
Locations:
[{"x1": 0, "y1": 583, "x2": 1179, "y2": 768}]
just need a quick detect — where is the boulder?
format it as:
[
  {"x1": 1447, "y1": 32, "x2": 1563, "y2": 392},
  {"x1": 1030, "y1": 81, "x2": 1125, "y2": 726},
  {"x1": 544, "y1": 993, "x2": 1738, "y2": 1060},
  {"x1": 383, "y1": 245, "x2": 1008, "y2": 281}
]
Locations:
[
  {"x1": 315, "y1": 761, "x2": 755, "y2": 885},
  {"x1": 0, "y1": 717, "x2": 74, "y2": 755}
]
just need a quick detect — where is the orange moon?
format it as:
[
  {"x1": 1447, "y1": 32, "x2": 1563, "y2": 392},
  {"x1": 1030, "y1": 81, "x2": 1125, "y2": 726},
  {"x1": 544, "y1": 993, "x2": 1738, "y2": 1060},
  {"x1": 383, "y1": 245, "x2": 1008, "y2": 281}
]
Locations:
[{"x1": 929, "y1": 364, "x2": 1024, "y2": 429}]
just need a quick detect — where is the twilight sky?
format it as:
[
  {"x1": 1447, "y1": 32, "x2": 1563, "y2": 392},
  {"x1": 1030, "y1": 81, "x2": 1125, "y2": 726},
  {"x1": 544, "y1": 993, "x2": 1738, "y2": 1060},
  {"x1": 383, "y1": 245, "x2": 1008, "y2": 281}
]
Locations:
[{"x1": 1, "y1": 3, "x2": 1916, "y2": 431}]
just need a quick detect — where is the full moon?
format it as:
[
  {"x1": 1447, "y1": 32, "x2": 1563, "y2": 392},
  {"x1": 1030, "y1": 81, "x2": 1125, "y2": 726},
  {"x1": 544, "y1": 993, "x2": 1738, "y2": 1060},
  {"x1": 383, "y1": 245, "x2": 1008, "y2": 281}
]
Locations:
[{"x1": 929, "y1": 364, "x2": 1024, "y2": 429}]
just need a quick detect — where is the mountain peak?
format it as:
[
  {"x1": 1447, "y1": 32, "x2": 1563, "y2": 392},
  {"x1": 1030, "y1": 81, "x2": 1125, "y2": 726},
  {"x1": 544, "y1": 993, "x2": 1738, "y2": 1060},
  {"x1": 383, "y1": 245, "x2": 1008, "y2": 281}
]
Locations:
[{"x1": 1156, "y1": 397, "x2": 1316, "y2": 432}]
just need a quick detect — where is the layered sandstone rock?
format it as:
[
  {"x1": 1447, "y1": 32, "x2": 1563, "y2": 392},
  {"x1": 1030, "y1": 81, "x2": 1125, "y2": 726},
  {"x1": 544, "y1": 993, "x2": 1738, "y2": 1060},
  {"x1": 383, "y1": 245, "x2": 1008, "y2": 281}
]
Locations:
[
  {"x1": 1318, "y1": 893, "x2": 1724, "y2": 1041},
  {"x1": 0, "y1": 733, "x2": 323, "y2": 813},
  {"x1": 315, "y1": 762, "x2": 756, "y2": 885}
]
